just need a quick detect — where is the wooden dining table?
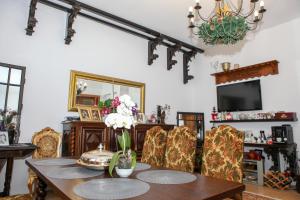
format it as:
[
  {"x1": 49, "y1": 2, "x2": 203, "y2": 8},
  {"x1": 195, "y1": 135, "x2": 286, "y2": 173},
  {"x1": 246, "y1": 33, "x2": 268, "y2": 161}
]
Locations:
[{"x1": 25, "y1": 158, "x2": 245, "y2": 200}]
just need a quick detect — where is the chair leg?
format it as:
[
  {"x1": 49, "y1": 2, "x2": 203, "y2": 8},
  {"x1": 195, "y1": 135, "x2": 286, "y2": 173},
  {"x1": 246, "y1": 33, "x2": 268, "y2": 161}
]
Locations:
[
  {"x1": 36, "y1": 178, "x2": 47, "y2": 200},
  {"x1": 233, "y1": 192, "x2": 243, "y2": 200}
]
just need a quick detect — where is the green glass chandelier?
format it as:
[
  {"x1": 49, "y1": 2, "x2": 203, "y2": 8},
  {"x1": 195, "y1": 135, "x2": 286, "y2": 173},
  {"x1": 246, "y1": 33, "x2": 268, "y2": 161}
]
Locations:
[{"x1": 187, "y1": 0, "x2": 267, "y2": 45}]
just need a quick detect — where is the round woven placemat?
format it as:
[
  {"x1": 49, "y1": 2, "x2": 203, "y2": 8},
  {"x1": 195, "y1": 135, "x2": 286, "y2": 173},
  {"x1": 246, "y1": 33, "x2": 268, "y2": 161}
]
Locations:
[
  {"x1": 73, "y1": 178, "x2": 150, "y2": 200},
  {"x1": 45, "y1": 167, "x2": 102, "y2": 179},
  {"x1": 136, "y1": 170, "x2": 197, "y2": 184},
  {"x1": 134, "y1": 163, "x2": 151, "y2": 171},
  {"x1": 33, "y1": 158, "x2": 77, "y2": 166}
]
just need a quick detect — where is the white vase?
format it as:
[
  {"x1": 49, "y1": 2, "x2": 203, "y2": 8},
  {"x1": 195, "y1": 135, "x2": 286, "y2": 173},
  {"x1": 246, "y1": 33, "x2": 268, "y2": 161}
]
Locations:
[{"x1": 115, "y1": 167, "x2": 133, "y2": 178}]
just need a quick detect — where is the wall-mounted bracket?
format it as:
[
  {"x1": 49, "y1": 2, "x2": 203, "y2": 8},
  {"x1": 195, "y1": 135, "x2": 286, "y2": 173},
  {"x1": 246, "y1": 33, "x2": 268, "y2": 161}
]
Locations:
[
  {"x1": 183, "y1": 50, "x2": 197, "y2": 84},
  {"x1": 167, "y1": 44, "x2": 182, "y2": 70},
  {"x1": 148, "y1": 37, "x2": 163, "y2": 65},
  {"x1": 25, "y1": 0, "x2": 38, "y2": 36},
  {"x1": 65, "y1": 4, "x2": 81, "y2": 45}
]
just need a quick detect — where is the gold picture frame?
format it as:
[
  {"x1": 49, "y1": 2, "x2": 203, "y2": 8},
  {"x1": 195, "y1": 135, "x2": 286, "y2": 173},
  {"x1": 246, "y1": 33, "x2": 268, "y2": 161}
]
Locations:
[
  {"x1": 68, "y1": 70, "x2": 145, "y2": 112},
  {"x1": 90, "y1": 107, "x2": 102, "y2": 122},
  {"x1": 78, "y1": 106, "x2": 92, "y2": 121}
]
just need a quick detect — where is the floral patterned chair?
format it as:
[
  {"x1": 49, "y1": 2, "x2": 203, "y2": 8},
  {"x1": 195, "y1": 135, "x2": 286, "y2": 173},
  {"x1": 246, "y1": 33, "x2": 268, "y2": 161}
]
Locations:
[
  {"x1": 141, "y1": 126, "x2": 168, "y2": 167},
  {"x1": 201, "y1": 125, "x2": 244, "y2": 183},
  {"x1": 164, "y1": 126, "x2": 197, "y2": 173},
  {"x1": 28, "y1": 127, "x2": 62, "y2": 197}
]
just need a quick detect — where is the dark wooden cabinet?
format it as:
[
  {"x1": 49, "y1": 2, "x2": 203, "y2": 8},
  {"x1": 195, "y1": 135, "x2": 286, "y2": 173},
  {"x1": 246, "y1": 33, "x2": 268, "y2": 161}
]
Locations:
[{"x1": 62, "y1": 121, "x2": 174, "y2": 158}]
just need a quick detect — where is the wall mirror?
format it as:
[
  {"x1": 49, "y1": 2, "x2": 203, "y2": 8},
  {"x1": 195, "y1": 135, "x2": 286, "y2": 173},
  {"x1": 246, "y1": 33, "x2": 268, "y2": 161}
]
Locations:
[{"x1": 68, "y1": 70, "x2": 145, "y2": 112}]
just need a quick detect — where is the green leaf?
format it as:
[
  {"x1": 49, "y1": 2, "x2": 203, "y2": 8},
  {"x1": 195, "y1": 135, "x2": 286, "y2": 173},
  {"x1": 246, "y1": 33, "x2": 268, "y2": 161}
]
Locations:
[
  {"x1": 131, "y1": 151, "x2": 137, "y2": 169},
  {"x1": 124, "y1": 131, "x2": 131, "y2": 149},
  {"x1": 104, "y1": 99, "x2": 112, "y2": 108},
  {"x1": 98, "y1": 101, "x2": 104, "y2": 108},
  {"x1": 109, "y1": 151, "x2": 122, "y2": 177}
]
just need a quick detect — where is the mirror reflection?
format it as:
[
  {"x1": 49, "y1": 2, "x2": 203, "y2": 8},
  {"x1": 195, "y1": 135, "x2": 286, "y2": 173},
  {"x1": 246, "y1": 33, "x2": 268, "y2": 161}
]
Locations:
[{"x1": 68, "y1": 71, "x2": 145, "y2": 112}]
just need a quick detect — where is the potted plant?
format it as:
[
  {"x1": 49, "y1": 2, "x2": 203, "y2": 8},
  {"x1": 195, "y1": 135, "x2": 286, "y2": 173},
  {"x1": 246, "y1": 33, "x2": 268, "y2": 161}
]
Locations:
[{"x1": 105, "y1": 95, "x2": 137, "y2": 177}]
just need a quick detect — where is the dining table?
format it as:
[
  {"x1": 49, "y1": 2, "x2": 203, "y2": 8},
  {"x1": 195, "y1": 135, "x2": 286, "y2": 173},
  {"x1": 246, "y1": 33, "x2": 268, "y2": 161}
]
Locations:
[{"x1": 25, "y1": 158, "x2": 245, "y2": 200}]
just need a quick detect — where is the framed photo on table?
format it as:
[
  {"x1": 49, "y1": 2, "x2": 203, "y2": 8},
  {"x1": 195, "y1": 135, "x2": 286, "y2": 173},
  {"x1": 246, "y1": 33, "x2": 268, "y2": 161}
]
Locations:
[
  {"x1": 0, "y1": 131, "x2": 9, "y2": 146},
  {"x1": 90, "y1": 108, "x2": 102, "y2": 122},
  {"x1": 78, "y1": 106, "x2": 92, "y2": 121}
]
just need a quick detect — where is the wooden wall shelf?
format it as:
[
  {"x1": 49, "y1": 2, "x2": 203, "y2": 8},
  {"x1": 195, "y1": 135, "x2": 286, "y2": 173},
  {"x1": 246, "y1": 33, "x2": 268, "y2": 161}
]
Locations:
[{"x1": 211, "y1": 60, "x2": 279, "y2": 84}]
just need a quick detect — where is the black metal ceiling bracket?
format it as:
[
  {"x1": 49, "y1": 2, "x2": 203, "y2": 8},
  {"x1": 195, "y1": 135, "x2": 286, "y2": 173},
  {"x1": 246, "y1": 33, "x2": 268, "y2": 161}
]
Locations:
[
  {"x1": 167, "y1": 44, "x2": 182, "y2": 70},
  {"x1": 26, "y1": 0, "x2": 204, "y2": 84},
  {"x1": 183, "y1": 50, "x2": 197, "y2": 84},
  {"x1": 148, "y1": 37, "x2": 163, "y2": 65},
  {"x1": 65, "y1": 4, "x2": 81, "y2": 44},
  {"x1": 25, "y1": 0, "x2": 38, "y2": 36}
]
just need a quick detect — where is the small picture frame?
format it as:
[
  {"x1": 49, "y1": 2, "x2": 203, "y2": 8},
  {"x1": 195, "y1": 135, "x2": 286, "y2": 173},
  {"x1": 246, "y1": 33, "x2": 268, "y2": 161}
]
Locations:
[
  {"x1": 78, "y1": 106, "x2": 92, "y2": 121},
  {"x1": 0, "y1": 131, "x2": 9, "y2": 146},
  {"x1": 136, "y1": 113, "x2": 146, "y2": 123},
  {"x1": 90, "y1": 108, "x2": 102, "y2": 122}
]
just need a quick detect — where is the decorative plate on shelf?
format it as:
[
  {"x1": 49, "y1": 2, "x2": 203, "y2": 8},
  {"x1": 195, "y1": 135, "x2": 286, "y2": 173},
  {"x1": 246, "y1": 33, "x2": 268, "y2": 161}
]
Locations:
[{"x1": 77, "y1": 143, "x2": 114, "y2": 171}]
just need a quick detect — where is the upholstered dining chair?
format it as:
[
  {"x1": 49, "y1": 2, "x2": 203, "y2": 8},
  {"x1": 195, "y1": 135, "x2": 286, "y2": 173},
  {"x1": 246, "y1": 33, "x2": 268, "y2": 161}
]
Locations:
[
  {"x1": 0, "y1": 128, "x2": 61, "y2": 200},
  {"x1": 201, "y1": 125, "x2": 244, "y2": 183},
  {"x1": 28, "y1": 127, "x2": 62, "y2": 197},
  {"x1": 164, "y1": 126, "x2": 197, "y2": 173},
  {"x1": 141, "y1": 126, "x2": 168, "y2": 167}
]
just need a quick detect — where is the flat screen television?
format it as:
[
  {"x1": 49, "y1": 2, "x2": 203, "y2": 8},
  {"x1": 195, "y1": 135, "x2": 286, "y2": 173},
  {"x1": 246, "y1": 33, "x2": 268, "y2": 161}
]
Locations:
[{"x1": 217, "y1": 80, "x2": 262, "y2": 112}]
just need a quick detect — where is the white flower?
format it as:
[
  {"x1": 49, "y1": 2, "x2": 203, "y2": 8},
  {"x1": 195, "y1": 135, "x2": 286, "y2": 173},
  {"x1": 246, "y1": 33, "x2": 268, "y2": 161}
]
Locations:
[
  {"x1": 105, "y1": 113, "x2": 134, "y2": 130},
  {"x1": 105, "y1": 94, "x2": 136, "y2": 130}
]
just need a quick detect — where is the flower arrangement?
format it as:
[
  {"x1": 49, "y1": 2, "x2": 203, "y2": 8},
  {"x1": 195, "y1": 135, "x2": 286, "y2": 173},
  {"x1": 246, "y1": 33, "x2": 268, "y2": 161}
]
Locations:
[
  {"x1": 105, "y1": 95, "x2": 137, "y2": 177},
  {"x1": 98, "y1": 96, "x2": 138, "y2": 117}
]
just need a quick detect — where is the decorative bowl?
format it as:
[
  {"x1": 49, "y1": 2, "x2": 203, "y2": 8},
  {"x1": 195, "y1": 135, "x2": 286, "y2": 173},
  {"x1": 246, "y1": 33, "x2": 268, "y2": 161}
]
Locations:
[
  {"x1": 116, "y1": 167, "x2": 134, "y2": 178},
  {"x1": 77, "y1": 143, "x2": 114, "y2": 170}
]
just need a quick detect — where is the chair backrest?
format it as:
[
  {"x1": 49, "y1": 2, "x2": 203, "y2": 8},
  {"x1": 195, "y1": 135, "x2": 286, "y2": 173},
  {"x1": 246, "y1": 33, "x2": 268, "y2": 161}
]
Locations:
[
  {"x1": 32, "y1": 127, "x2": 61, "y2": 159},
  {"x1": 201, "y1": 125, "x2": 244, "y2": 183},
  {"x1": 141, "y1": 126, "x2": 167, "y2": 167},
  {"x1": 164, "y1": 126, "x2": 197, "y2": 173}
]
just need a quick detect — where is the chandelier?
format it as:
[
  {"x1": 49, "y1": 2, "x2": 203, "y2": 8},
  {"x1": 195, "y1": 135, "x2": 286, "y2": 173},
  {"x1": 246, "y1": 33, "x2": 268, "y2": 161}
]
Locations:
[{"x1": 187, "y1": 0, "x2": 266, "y2": 45}]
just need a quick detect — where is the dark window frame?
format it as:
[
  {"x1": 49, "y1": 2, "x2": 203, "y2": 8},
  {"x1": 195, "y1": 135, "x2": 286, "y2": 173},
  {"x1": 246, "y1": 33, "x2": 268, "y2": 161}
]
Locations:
[{"x1": 0, "y1": 62, "x2": 26, "y2": 114}]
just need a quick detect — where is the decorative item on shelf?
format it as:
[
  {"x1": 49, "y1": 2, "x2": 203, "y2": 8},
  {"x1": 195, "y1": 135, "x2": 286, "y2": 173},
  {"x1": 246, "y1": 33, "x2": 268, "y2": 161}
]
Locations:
[
  {"x1": 105, "y1": 95, "x2": 137, "y2": 177},
  {"x1": 275, "y1": 112, "x2": 297, "y2": 121},
  {"x1": 245, "y1": 150, "x2": 262, "y2": 161},
  {"x1": 136, "y1": 113, "x2": 146, "y2": 124},
  {"x1": 187, "y1": 0, "x2": 267, "y2": 45},
  {"x1": 77, "y1": 143, "x2": 114, "y2": 170},
  {"x1": 78, "y1": 106, "x2": 92, "y2": 121},
  {"x1": 0, "y1": 109, "x2": 18, "y2": 144},
  {"x1": 156, "y1": 105, "x2": 162, "y2": 124},
  {"x1": 147, "y1": 114, "x2": 157, "y2": 124},
  {"x1": 156, "y1": 104, "x2": 171, "y2": 124},
  {"x1": 0, "y1": 131, "x2": 9, "y2": 146},
  {"x1": 234, "y1": 64, "x2": 240, "y2": 69},
  {"x1": 225, "y1": 112, "x2": 233, "y2": 120},
  {"x1": 211, "y1": 107, "x2": 218, "y2": 121},
  {"x1": 221, "y1": 62, "x2": 231, "y2": 72}
]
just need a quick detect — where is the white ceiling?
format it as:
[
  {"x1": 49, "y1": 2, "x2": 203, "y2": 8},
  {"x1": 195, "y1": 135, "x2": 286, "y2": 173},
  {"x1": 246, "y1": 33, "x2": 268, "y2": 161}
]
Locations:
[{"x1": 74, "y1": 0, "x2": 300, "y2": 47}]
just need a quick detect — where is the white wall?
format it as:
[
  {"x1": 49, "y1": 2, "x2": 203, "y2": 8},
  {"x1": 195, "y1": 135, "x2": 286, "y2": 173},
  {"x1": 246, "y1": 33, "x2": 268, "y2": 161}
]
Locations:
[{"x1": 0, "y1": 0, "x2": 198, "y2": 194}]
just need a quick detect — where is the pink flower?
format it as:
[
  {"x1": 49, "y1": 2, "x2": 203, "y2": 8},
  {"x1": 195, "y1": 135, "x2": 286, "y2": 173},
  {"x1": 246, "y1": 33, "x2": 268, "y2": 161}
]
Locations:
[{"x1": 112, "y1": 97, "x2": 121, "y2": 108}]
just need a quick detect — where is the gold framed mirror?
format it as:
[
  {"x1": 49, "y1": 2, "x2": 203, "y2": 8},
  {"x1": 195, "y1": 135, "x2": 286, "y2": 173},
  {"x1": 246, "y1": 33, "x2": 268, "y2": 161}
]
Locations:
[{"x1": 68, "y1": 70, "x2": 145, "y2": 112}]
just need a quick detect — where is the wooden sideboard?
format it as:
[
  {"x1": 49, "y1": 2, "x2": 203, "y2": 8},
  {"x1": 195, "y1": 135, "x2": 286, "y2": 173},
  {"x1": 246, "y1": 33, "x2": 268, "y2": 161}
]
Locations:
[{"x1": 62, "y1": 121, "x2": 175, "y2": 158}]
